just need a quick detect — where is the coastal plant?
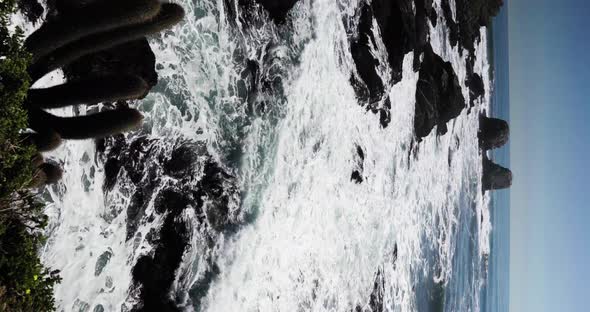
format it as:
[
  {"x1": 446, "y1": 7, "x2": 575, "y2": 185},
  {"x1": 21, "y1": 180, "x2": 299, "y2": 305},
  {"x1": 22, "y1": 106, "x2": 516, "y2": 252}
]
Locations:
[{"x1": 0, "y1": 1, "x2": 61, "y2": 311}]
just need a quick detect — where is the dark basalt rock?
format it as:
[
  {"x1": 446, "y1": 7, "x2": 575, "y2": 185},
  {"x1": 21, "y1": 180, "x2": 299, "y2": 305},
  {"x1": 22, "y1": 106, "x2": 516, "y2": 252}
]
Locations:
[
  {"x1": 478, "y1": 116, "x2": 508, "y2": 150},
  {"x1": 467, "y1": 72, "x2": 485, "y2": 105},
  {"x1": 164, "y1": 143, "x2": 200, "y2": 179},
  {"x1": 348, "y1": 0, "x2": 435, "y2": 127},
  {"x1": 482, "y1": 156, "x2": 512, "y2": 191},
  {"x1": 256, "y1": 0, "x2": 299, "y2": 22},
  {"x1": 97, "y1": 133, "x2": 239, "y2": 310},
  {"x1": 414, "y1": 44, "x2": 465, "y2": 138},
  {"x1": 131, "y1": 210, "x2": 188, "y2": 312},
  {"x1": 441, "y1": 0, "x2": 503, "y2": 54}
]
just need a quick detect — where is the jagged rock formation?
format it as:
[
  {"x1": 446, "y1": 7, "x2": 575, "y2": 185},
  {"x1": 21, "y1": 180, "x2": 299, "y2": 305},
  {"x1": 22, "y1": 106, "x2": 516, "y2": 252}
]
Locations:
[
  {"x1": 95, "y1": 135, "x2": 240, "y2": 311},
  {"x1": 479, "y1": 116, "x2": 509, "y2": 150},
  {"x1": 467, "y1": 72, "x2": 485, "y2": 105},
  {"x1": 482, "y1": 155, "x2": 511, "y2": 191},
  {"x1": 349, "y1": 0, "x2": 437, "y2": 128},
  {"x1": 348, "y1": 0, "x2": 502, "y2": 131},
  {"x1": 414, "y1": 44, "x2": 465, "y2": 138},
  {"x1": 441, "y1": 0, "x2": 503, "y2": 54}
]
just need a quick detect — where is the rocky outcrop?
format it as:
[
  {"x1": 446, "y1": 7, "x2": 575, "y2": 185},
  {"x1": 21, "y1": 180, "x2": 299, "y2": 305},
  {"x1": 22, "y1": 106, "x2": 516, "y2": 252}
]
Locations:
[
  {"x1": 96, "y1": 134, "x2": 240, "y2": 311},
  {"x1": 482, "y1": 156, "x2": 511, "y2": 191},
  {"x1": 414, "y1": 44, "x2": 465, "y2": 138},
  {"x1": 478, "y1": 116, "x2": 508, "y2": 150},
  {"x1": 467, "y1": 72, "x2": 485, "y2": 105},
  {"x1": 441, "y1": 0, "x2": 503, "y2": 54}
]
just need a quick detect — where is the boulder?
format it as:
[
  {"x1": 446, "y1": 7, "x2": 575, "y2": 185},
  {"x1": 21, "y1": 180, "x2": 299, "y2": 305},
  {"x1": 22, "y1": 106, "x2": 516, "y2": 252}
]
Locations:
[
  {"x1": 478, "y1": 116, "x2": 509, "y2": 150},
  {"x1": 467, "y1": 73, "x2": 485, "y2": 105},
  {"x1": 414, "y1": 44, "x2": 465, "y2": 138},
  {"x1": 482, "y1": 156, "x2": 512, "y2": 191}
]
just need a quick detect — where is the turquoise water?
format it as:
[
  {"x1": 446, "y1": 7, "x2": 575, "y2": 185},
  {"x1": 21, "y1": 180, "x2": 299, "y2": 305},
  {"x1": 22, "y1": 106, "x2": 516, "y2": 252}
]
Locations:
[{"x1": 482, "y1": 4, "x2": 510, "y2": 312}]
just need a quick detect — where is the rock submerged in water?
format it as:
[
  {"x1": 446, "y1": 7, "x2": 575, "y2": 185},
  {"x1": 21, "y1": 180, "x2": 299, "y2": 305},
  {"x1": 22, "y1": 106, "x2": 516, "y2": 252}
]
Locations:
[{"x1": 414, "y1": 44, "x2": 465, "y2": 138}]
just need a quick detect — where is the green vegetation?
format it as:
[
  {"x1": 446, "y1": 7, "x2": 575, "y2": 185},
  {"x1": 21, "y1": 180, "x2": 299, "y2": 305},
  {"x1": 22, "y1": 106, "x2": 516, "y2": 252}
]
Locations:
[{"x1": 0, "y1": 1, "x2": 61, "y2": 311}]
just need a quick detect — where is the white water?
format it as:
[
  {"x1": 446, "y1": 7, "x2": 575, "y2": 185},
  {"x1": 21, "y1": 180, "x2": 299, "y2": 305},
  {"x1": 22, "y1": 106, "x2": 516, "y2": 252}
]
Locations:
[{"x1": 31, "y1": 0, "x2": 492, "y2": 311}]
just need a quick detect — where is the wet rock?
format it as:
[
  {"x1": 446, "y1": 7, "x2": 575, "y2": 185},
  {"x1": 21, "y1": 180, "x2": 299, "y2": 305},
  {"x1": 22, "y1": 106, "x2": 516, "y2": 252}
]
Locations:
[
  {"x1": 131, "y1": 212, "x2": 188, "y2": 312},
  {"x1": 154, "y1": 189, "x2": 190, "y2": 215},
  {"x1": 351, "y1": 145, "x2": 365, "y2": 184},
  {"x1": 94, "y1": 248, "x2": 113, "y2": 276},
  {"x1": 164, "y1": 143, "x2": 199, "y2": 179},
  {"x1": 256, "y1": 0, "x2": 299, "y2": 22},
  {"x1": 440, "y1": 0, "x2": 503, "y2": 54},
  {"x1": 414, "y1": 44, "x2": 465, "y2": 138},
  {"x1": 348, "y1": 0, "x2": 436, "y2": 127},
  {"x1": 18, "y1": 0, "x2": 44, "y2": 23},
  {"x1": 482, "y1": 156, "x2": 512, "y2": 191},
  {"x1": 478, "y1": 116, "x2": 509, "y2": 150},
  {"x1": 467, "y1": 73, "x2": 485, "y2": 105},
  {"x1": 349, "y1": 4, "x2": 384, "y2": 105},
  {"x1": 198, "y1": 161, "x2": 237, "y2": 231}
]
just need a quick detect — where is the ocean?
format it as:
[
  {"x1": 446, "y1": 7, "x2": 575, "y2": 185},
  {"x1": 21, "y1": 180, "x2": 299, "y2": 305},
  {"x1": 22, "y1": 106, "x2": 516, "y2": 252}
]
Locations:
[
  {"x1": 28, "y1": 0, "x2": 506, "y2": 311},
  {"x1": 482, "y1": 4, "x2": 510, "y2": 312}
]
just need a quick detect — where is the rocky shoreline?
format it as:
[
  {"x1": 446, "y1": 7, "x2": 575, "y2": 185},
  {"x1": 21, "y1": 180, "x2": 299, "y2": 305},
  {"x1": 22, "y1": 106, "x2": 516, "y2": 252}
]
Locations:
[{"x1": 26, "y1": 0, "x2": 510, "y2": 310}]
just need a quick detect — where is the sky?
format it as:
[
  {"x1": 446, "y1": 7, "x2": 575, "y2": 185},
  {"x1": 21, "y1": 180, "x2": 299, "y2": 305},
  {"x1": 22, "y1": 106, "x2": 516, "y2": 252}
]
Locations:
[{"x1": 509, "y1": 0, "x2": 590, "y2": 311}]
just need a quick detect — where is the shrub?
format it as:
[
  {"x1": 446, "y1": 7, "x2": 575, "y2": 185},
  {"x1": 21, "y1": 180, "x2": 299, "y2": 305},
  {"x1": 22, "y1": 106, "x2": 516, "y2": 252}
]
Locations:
[{"x1": 0, "y1": 1, "x2": 61, "y2": 311}]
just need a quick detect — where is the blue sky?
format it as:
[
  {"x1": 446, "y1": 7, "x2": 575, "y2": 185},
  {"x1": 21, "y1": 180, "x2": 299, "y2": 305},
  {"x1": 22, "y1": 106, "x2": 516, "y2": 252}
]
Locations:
[{"x1": 509, "y1": 0, "x2": 590, "y2": 311}]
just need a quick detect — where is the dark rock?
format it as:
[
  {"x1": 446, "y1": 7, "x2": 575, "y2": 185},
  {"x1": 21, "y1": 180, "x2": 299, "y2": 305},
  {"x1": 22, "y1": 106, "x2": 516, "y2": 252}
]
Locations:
[
  {"x1": 256, "y1": 0, "x2": 299, "y2": 23},
  {"x1": 131, "y1": 211, "x2": 188, "y2": 312},
  {"x1": 94, "y1": 249, "x2": 113, "y2": 276},
  {"x1": 154, "y1": 189, "x2": 190, "y2": 215},
  {"x1": 467, "y1": 72, "x2": 485, "y2": 105},
  {"x1": 348, "y1": 0, "x2": 435, "y2": 127},
  {"x1": 482, "y1": 156, "x2": 512, "y2": 191},
  {"x1": 349, "y1": 4, "x2": 384, "y2": 105},
  {"x1": 100, "y1": 134, "x2": 240, "y2": 310},
  {"x1": 478, "y1": 116, "x2": 508, "y2": 150},
  {"x1": 17, "y1": 0, "x2": 44, "y2": 23},
  {"x1": 441, "y1": 0, "x2": 503, "y2": 54},
  {"x1": 351, "y1": 171, "x2": 363, "y2": 184},
  {"x1": 197, "y1": 160, "x2": 236, "y2": 232},
  {"x1": 351, "y1": 145, "x2": 365, "y2": 184},
  {"x1": 164, "y1": 143, "x2": 199, "y2": 179},
  {"x1": 414, "y1": 44, "x2": 465, "y2": 138}
]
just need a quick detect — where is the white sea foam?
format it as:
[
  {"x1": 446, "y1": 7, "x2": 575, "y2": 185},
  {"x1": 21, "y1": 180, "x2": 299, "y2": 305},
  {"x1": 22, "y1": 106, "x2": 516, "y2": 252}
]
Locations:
[{"x1": 34, "y1": 0, "x2": 492, "y2": 311}]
